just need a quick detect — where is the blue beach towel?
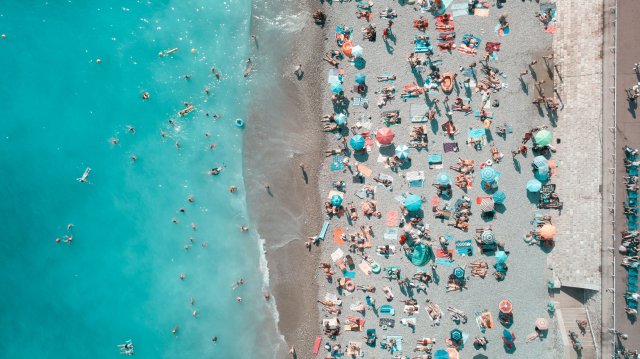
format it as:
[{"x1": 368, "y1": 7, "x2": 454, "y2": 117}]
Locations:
[{"x1": 331, "y1": 155, "x2": 345, "y2": 171}]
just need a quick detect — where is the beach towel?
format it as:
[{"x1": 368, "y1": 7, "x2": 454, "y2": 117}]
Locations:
[
  {"x1": 406, "y1": 170, "x2": 425, "y2": 187},
  {"x1": 435, "y1": 249, "x2": 452, "y2": 258},
  {"x1": 334, "y1": 228, "x2": 346, "y2": 244},
  {"x1": 467, "y1": 128, "x2": 485, "y2": 140},
  {"x1": 384, "y1": 227, "x2": 399, "y2": 241},
  {"x1": 474, "y1": 8, "x2": 489, "y2": 17},
  {"x1": 359, "y1": 261, "x2": 372, "y2": 275},
  {"x1": 344, "y1": 271, "x2": 356, "y2": 278},
  {"x1": 435, "y1": 258, "x2": 454, "y2": 266},
  {"x1": 352, "y1": 97, "x2": 369, "y2": 107},
  {"x1": 455, "y1": 240, "x2": 473, "y2": 255},
  {"x1": 357, "y1": 164, "x2": 373, "y2": 177},
  {"x1": 429, "y1": 153, "x2": 443, "y2": 169},
  {"x1": 331, "y1": 248, "x2": 345, "y2": 262},
  {"x1": 379, "y1": 318, "x2": 395, "y2": 328},
  {"x1": 386, "y1": 211, "x2": 399, "y2": 226},
  {"x1": 444, "y1": 142, "x2": 459, "y2": 153},
  {"x1": 331, "y1": 155, "x2": 345, "y2": 171}
]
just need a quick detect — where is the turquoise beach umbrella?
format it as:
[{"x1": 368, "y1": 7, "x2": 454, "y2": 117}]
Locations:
[
  {"x1": 330, "y1": 81, "x2": 343, "y2": 94},
  {"x1": 352, "y1": 45, "x2": 364, "y2": 58},
  {"x1": 495, "y1": 250, "x2": 508, "y2": 263},
  {"x1": 453, "y1": 267, "x2": 465, "y2": 280},
  {"x1": 349, "y1": 135, "x2": 366, "y2": 150},
  {"x1": 437, "y1": 172, "x2": 451, "y2": 185},
  {"x1": 434, "y1": 349, "x2": 450, "y2": 359},
  {"x1": 527, "y1": 179, "x2": 542, "y2": 192},
  {"x1": 493, "y1": 191, "x2": 506, "y2": 204},
  {"x1": 330, "y1": 194, "x2": 343, "y2": 206},
  {"x1": 533, "y1": 156, "x2": 549, "y2": 171},
  {"x1": 480, "y1": 166, "x2": 498, "y2": 183},
  {"x1": 534, "y1": 169, "x2": 549, "y2": 181},
  {"x1": 335, "y1": 113, "x2": 347, "y2": 126},
  {"x1": 404, "y1": 194, "x2": 423, "y2": 212},
  {"x1": 355, "y1": 73, "x2": 366, "y2": 84},
  {"x1": 534, "y1": 129, "x2": 553, "y2": 146},
  {"x1": 395, "y1": 144, "x2": 410, "y2": 159},
  {"x1": 450, "y1": 328, "x2": 463, "y2": 341}
]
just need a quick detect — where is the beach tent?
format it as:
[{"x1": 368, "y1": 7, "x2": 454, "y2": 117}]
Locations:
[
  {"x1": 533, "y1": 129, "x2": 552, "y2": 146},
  {"x1": 480, "y1": 167, "x2": 498, "y2": 183},
  {"x1": 434, "y1": 349, "x2": 450, "y2": 359},
  {"x1": 526, "y1": 179, "x2": 542, "y2": 192},
  {"x1": 376, "y1": 127, "x2": 395, "y2": 145},
  {"x1": 450, "y1": 329, "x2": 463, "y2": 342},
  {"x1": 495, "y1": 250, "x2": 508, "y2": 263},
  {"x1": 395, "y1": 144, "x2": 410, "y2": 159},
  {"x1": 355, "y1": 73, "x2": 366, "y2": 84},
  {"x1": 330, "y1": 81, "x2": 343, "y2": 94},
  {"x1": 335, "y1": 113, "x2": 347, "y2": 126},
  {"x1": 352, "y1": 45, "x2": 364, "y2": 58},
  {"x1": 404, "y1": 194, "x2": 423, "y2": 212},
  {"x1": 350, "y1": 135, "x2": 366, "y2": 150},
  {"x1": 540, "y1": 224, "x2": 557, "y2": 239},
  {"x1": 437, "y1": 172, "x2": 451, "y2": 186},
  {"x1": 453, "y1": 267, "x2": 465, "y2": 279},
  {"x1": 493, "y1": 191, "x2": 506, "y2": 204},
  {"x1": 411, "y1": 243, "x2": 431, "y2": 266},
  {"x1": 499, "y1": 300, "x2": 513, "y2": 314},
  {"x1": 331, "y1": 194, "x2": 343, "y2": 206}
]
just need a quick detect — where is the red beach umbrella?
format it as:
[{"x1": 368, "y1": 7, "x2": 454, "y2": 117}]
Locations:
[{"x1": 376, "y1": 128, "x2": 395, "y2": 145}]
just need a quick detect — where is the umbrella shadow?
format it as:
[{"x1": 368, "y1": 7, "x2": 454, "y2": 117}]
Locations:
[
  {"x1": 354, "y1": 152, "x2": 369, "y2": 162},
  {"x1": 628, "y1": 98, "x2": 637, "y2": 119},
  {"x1": 355, "y1": 58, "x2": 367, "y2": 70},
  {"x1": 411, "y1": 67, "x2": 425, "y2": 86},
  {"x1": 379, "y1": 144, "x2": 397, "y2": 157},
  {"x1": 431, "y1": 118, "x2": 439, "y2": 134},
  {"x1": 384, "y1": 39, "x2": 395, "y2": 54},
  {"x1": 512, "y1": 157, "x2": 521, "y2": 173},
  {"x1": 503, "y1": 343, "x2": 517, "y2": 354},
  {"x1": 527, "y1": 191, "x2": 540, "y2": 204},
  {"x1": 399, "y1": 159, "x2": 413, "y2": 170},
  {"x1": 495, "y1": 204, "x2": 506, "y2": 214},
  {"x1": 485, "y1": 130, "x2": 494, "y2": 143}
]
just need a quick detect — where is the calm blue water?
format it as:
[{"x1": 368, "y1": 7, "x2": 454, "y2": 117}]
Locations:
[{"x1": 0, "y1": 1, "x2": 284, "y2": 357}]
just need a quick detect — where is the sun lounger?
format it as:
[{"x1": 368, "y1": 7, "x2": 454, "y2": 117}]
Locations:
[
  {"x1": 380, "y1": 304, "x2": 395, "y2": 316},
  {"x1": 317, "y1": 221, "x2": 330, "y2": 241}
]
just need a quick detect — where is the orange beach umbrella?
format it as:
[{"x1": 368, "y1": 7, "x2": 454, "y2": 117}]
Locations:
[
  {"x1": 540, "y1": 224, "x2": 556, "y2": 239},
  {"x1": 342, "y1": 41, "x2": 353, "y2": 57},
  {"x1": 499, "y1": 299, "x2": 513, "y2": 314}
]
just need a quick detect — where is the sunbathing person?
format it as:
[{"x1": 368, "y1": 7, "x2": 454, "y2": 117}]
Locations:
[
  {"x1": 490, "y1": 143, "x2": 504, "y2": 162},
  {"x1": 346, "y1": 203, "x2": 359, "y2": 221},
  {"x1": 451, "y1": 97, "x2": 471, "y2": 112},
  {"x1": 355, "y1": 10, "x2": 372, "y2": 21},
  {"x1": 624, "y1": 145, "x2": 639, "y2": 157},
  {"x1": 373, "y1": 176, "x2": 392, "y2": 187},
  {"x1": 322, "y1": 54, "x2": 339, "y2": 67},
  {"x1": 624, "y1": 159, "x2": 640, "y2": 167}
]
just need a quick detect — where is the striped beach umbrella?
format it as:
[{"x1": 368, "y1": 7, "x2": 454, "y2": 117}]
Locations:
[
  {"x1": 350, "y1": 135, "x2": 366, "y2": 150},
  {"x1": 335, "y1": 113, "x2": 347, "y2": 126},
  {"x1": 480, "y1": 166, "x2": 498, "y2": 183},
  {"x1": 479, "y1": 197, "x2": 495, "y2": 212},
  {"x1": 481, "y1": 230, "x2": 495, "y2": 244},
  {"x1": 492, "y1": 191, "x2": 506, "y2": 204},
  {"x1": 355, "y1": 73, "x2": 366, "y2": 84},
  {"x1": 535, "y1": 318, "x2": 549, "y2": 330},
  {"x1": 533, "y1": 129, "x2": 553, "y2": 146},
  {"x1": 330, "y1": 194, "x2": 343, "y2": 206},
  {"x1": 404, "y1": 194, "x2": 423, "y2": 212},
  {"x1": 453, "y1": 267, "x2": 465, "y2": 280},
  {"x1": 437, "y1": 172, "x2": 451, "y2": 185},
  {"x1": 395, "y1": 144, "x2": 410, "y2": 159},
  {"x1": 527, "y1": 179, "x2": 542, "y2": 192}
]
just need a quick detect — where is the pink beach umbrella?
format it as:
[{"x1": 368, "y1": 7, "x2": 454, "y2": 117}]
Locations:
[{"x1": 376, "y1": 128, "x2": 395, "y2": 145}]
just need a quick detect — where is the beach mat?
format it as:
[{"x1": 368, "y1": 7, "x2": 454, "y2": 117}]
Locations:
[
  {"x1": 435, "y1": 249, "x2": 452, "y2": 258},
  {"x1": 357, "y1": 164, "x2": 373, "y2": 177},
  {"x1": 334, "y1": 228, "x2": 346, "y2": 244},
  {"x1": 386, "y1": 211, "x2": 399, "y2": 226},
  {"x1": 331, "y1": 155, "x2": 345, "y2": 171},
  {"x1": 435, "y1": 258, "x2": 454, "y2": 266},
  {"x1": 444, "y1": 142, "x2": 459, "y2": 153}
]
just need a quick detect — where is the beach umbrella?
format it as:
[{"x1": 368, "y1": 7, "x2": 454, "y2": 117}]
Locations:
[
  {"x1": 534, "y1": 169, "x2": 549, "y2": 181},
  {"x1": 540, "y1": 224, "x2": 557, "y2": 239},
  {"x1": 355, "y1": 73, "x2": 366, "y2": 84},
  {"x1": 495, "y1": 250, "x2": 508, "y2": 263},
  {"x1": 502, "y1": 329, "x2": 515, "y2": 343},
  {"x1": 330, "y1": 81, "x2": 343, "y2": 94},
  {"x1": 535, "y1": 318, "x2": 549, "y2": 331},
  {"x1": 480, "y1": 166, "x2": 498, "y2": 183},
  {"x1": 499, "y1": 300, "x2": 513, "y2": 314},
  {"x1": 533, "y1": 156, "x2": 549, "y2": 171},
  {"x1": 434, "y1": 350, "x2": 450, "y2": 359},
  {"x1": 342, "y1": 41, "x2": 353, "y2": 57},
  {"x1": 450, "y1": 329, "x2": 463, "y2": 342},
  {"x1": 437, "y1": 172, "x2": 451, "y2": 185},
  {"x1": 533, "y1": 129, "x2": 553, "y2": 146},
  {"x1": 330, "y1": 194, "x2": 343, "y2": 207},
  {"x1": 352, "y1": 45, "x2": 364, "y2": 58},
  {"x1": 481, "y1": 230, "x2": 495, "y2": 244},
  {"x1": 479, "y1": 197, "x2": 495, "y2": 212},
  {"x1": 527, "y1": 179, "x2": 542, "y2": 192},
  {"x1": 376, "y1": 127, "x2": 395, "y2": 145},
  {"x1": 395, "y1": 144, "x2": 410, "y2": 159},
  {"x1": 349, "y1": 135, "x2": 366, "y2": 150},
  {"x1": 493, "y1": 191, "x2": 506, "y2": 204},
  {"x1": 404, "y1": 194, "x2": 423, "y2": 212},
  {"x1": 335, "y1": 113, "x2": 347, "y2": 126},
  {"x1": 453, "y1": 267, "x2": 465, "y2": 280}
]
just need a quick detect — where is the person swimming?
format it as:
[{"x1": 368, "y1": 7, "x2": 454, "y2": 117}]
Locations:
[{"x1": 76, "y1": 167, "x2": 91, "y2": 183}]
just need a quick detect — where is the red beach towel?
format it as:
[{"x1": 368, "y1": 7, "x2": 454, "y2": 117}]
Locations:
[
  {"x1": 333, "y1": 228, "x2": 346, "y2": 244},
  {"x1": 386, "y1": 211, "x2": 399, "y2": 226},
  {"x1": 435, "y1": 249, "x2": 452, "y2": 258}
]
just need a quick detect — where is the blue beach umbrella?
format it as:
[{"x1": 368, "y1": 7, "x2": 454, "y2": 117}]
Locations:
[
  {"x1": 352, "y1": 45, "x2": 364, "y2": 58},
  {"x1": 437, "y1": 172, "x2": 451, "y2": 185},
  {"x1": 434, "y1": 349, "x2": 450, "y2": 359},
  {"x1": 350, "y1": 135, "x2": 366, "y2": 150},
  {"x1": 330, "y1": 81, "x2": 343, "y2": 94},
  {"x1": 493, "y1": 191, "x2": 506, "y2": 204},
  {"x1": 450, "y1": 329, "x2": 463, "y2": 341},
  {"x1": 330, "y1": 194, "x2": 343, "y2": 206},
  {"x1": 480, "y1": 167, "x2": 498, "y2": 183},
  {"x1": 495, "y1": 250, "x2": 508, "y2": 263},
  {"x1": 453, "y1": 267, "x2": 465, "y2": 280},
  {"x1": 355, "y1": 73, "x2": 366, "y2": 84},
  {"x1": 404, "y1": 194, "x2": 423, "y2": 212},
  {"x1": 335, "y1": 113, "x2": 347, "y2": 126},
  {"x1": 533, "y1": 156, "x2": 549, "y2": 171},
  {"x1": 395, "y1": 144, "x2": 410, "y2": 159},
  {"x1": 527, "y1": 179, "x2": 542, "y2": 192}
]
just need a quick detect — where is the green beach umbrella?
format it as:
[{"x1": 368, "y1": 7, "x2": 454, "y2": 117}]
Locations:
[
  {"x1": 480, "y1": 167, "x2": 498, "y2": 183},
  {"x1": 404, "y1": 194, "x2": 423, "y2": 212},
  {"x1": 495, "y1": 250, "x2": 508, "y2": 263},
  {"x1": 533, "y1": 129, "x2": 552, "y2": 146},
  {"x1": 330, "y1": 81, "x2": 343, "y2": 94},
  {"x1": 493, "y1": 191, "x2": 506, "y2": 204},
  {"x1": 437, "y1": 172, "x2": 451, "y2": 185},
  {"x1": 527, "y1": 179, "x2": 542, "y2": 192},
  {"x1": 450, "y1": 329, "x2": 463, "y2": 342},
  {"x1": 330, "y1": 194, "x2": 343, "y2": 206},
  {"x1": 395, "y1": 144, "x2": 410, "y2": 159},
  {"x1": 355, "y1": 73, "x2": 366, "y2": 84},
  {"x1": 411, "y1": 243, "x2": 430, "y2": 266},
  {"x1": 335, "y1": 113, "x2": 347, "y2": 126},
  {"x1": 453, "y1": 267, "x2": 465, "y2": 279},
  {"x1": 350, "y1": 135, "x2": 366, "y2": 150}
]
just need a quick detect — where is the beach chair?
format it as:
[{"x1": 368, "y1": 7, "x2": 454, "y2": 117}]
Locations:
[
  {"x1": 410, "y1": 103, "x2": 429, "y2": 123},
  {"x1": 429, "y1": 153, "x2": 443, "y2": 169}
]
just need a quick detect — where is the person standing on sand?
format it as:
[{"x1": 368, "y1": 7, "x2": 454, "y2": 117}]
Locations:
[{"x1": 294, "y1": 64, "x2": 303, "y2": 79}]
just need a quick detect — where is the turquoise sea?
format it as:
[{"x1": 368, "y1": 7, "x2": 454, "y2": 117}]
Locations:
[{"x1": 0, "y1": 1, "x2": 286, "y2": 357}]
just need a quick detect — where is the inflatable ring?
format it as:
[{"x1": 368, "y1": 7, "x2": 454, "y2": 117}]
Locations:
[
  {"x1": 345, "y1": 280, "x2": 355, "y2": 292},
  {"x1": 371, "y1": 262, "x2": 381, "y2": 274},
  {"x1": 523, "y1": 234, "x2": 533, "y2": 243},
  {"x1": 235, "y1": 118, "x2": 245, "y2": 128}
]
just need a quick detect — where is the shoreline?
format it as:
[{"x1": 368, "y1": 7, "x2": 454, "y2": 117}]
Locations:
[{"x1": 244, "y1": 0, "x2": 326, "y2": 356}]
